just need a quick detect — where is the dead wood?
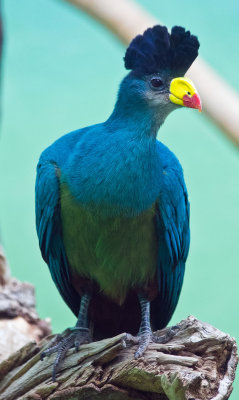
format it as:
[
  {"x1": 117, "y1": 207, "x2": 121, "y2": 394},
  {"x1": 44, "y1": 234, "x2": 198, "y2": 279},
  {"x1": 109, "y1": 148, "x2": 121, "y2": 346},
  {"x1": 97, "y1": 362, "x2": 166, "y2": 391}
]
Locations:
[
  {"x1": 0, "y1": 265, "x2": 51, "y2": 362},
  {"x1": 0, "y1": 315, "x2": 237, "y2": 400}
]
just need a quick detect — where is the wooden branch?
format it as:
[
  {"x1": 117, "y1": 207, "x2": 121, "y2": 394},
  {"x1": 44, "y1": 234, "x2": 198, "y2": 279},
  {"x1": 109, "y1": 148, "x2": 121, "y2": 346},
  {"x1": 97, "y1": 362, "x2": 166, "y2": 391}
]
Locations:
[
  {"x1": 0, "y1": 316, "x2": 237, "y2": 399},
  {"x1": 62, "y1": 0, "x2": 239, "y2": 148},
  {"x1": 0, "y1": 276, "x2": 51, "y2": 363}
]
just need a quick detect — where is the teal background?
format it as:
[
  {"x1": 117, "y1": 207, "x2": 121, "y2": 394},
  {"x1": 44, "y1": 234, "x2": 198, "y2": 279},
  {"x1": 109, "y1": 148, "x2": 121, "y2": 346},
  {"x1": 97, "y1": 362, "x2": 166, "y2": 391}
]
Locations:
[{"x1": 0, "y1": 0, "x2": 238, "y2": 396}]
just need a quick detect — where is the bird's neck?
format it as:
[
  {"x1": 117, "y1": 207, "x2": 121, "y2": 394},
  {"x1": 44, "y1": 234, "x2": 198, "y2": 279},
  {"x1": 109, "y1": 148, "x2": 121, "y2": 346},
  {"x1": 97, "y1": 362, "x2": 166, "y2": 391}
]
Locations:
[
  {"x1": 62, "y1": 91, "x2": 165, "y2": 217},
  {"x1": 106, "y1": 92, "x2": 164, "y2": 140}
]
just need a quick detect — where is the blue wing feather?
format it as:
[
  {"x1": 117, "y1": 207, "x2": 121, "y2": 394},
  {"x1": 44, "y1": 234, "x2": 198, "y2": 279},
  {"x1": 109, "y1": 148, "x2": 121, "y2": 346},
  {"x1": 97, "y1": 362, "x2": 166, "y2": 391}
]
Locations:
[
  {"x1": 151, "y1": 142, "x2": 190, "y2": 330},
  {"x1": 35, "y1": 158, "x2": 80, "y2": 316}
]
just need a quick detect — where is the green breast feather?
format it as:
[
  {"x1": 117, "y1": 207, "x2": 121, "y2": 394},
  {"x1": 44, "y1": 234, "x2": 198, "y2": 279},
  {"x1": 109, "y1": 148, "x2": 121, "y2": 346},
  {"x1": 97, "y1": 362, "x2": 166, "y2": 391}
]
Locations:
[{"x1": 60, "y1": 184, "x2": 157, "y2": 304}]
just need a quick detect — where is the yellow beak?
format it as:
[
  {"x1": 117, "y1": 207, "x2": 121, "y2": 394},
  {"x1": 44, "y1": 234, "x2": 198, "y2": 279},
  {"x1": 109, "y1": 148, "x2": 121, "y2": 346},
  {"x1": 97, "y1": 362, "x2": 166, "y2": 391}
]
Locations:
[{"x1": 169, "y1": 77, "x2": 202, "y2": 112}]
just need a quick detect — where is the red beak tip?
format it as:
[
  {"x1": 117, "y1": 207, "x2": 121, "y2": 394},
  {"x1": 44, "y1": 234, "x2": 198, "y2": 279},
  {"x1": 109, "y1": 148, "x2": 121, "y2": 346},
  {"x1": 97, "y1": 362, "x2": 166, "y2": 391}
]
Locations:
[{"x1": 183, "y1": 93, "x2": 202, "y2": 112}]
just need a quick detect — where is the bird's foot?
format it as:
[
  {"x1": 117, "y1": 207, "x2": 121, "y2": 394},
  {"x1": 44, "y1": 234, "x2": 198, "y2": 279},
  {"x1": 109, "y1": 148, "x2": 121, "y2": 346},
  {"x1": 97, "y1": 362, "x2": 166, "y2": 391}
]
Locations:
[
  {"x1": 134, "y1": 331, "x2": 152, "y2": 358},
  {"x1": 41, "y1": 327, "x2": 92, "y2": 381},
  {"x1": 152, "y1": 325, "x2": 180, "y2": 344},
  {"x1": 126, "y1": 325, "x2": 179, "y2": 359}
]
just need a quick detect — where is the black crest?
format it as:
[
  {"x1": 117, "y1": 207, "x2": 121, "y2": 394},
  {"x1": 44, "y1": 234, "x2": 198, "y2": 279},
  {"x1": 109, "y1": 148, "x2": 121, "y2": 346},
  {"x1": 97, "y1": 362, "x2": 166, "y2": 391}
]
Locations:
[{"x1": 124, "y1": 25, "x2": 200, "y2": 77}]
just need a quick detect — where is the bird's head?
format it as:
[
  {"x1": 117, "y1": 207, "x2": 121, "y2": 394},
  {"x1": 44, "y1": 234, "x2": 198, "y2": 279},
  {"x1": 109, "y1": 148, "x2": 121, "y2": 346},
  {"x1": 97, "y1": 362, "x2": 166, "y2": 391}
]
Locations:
[{"x1": 119, "y1": 25, "x2": 201, "y2": 124}]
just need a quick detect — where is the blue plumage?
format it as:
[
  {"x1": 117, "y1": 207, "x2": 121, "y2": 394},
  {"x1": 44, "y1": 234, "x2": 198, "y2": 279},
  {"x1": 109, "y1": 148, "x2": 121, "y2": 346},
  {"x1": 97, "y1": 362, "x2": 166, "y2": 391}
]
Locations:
[
  {"x1": 36, "y1": 96, "x2": 190, "y2": 329},
  {"x1": 36, "y1": 151, "x2": 80, "y2": 315},
  {"x1": 35, "y1": 24, "x2": 200, "y2": 377},
  {"x1": 124, "y1": 25, "x2": 199, "y2": 76}
]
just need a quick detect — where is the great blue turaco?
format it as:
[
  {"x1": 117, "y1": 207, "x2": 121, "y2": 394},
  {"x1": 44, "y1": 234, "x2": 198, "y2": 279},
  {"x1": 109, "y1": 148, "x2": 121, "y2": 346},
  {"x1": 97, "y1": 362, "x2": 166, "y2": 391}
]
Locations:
[{"x1": 36, "y1": 24, "x2": 201, "y2": 381}]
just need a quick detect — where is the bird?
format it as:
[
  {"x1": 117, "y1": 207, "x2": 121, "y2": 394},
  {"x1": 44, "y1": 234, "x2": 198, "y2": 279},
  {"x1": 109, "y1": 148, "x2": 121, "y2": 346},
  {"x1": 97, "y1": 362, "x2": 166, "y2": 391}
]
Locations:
[{"x1": 35, "y1": 24, "x2": 201, "y2": 381}]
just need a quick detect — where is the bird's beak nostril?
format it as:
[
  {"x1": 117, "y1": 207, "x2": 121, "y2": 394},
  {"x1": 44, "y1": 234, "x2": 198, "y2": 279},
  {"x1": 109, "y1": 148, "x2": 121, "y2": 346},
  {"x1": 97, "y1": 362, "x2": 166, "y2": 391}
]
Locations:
[{"x1": 169, "y1": 77, "x2": 202, "y2": 111}]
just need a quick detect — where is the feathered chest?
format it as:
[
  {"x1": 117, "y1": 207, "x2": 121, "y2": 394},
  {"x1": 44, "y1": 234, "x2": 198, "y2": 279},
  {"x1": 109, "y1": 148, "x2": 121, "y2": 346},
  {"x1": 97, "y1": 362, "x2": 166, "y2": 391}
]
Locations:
[
  {"x1": 62, "y1": 132, "x2": 162, "y2": 217},
  {"x1": 60, "y1": 184, "x2": 158, "y2": 303}
]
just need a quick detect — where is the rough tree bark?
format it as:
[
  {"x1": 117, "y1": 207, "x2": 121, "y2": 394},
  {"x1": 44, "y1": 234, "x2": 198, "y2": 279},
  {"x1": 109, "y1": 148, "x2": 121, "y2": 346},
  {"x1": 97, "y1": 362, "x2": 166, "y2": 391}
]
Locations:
[
  {"x1": 0, "y1": 245, "x2": 51, "y2": 362},
  {"x1": 0, "y1": 313, "x2": 238, "y2": 400},
  {"x1": 0, "y1": 218, "x2": 238, "y2": 400},
  {"x1": 0, "y1": 251, "x2": 238, "y2": 399}
]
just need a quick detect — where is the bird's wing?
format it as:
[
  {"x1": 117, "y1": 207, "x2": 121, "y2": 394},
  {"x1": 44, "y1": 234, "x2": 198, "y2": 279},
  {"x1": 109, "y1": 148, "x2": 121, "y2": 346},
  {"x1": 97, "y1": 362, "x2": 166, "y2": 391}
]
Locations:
[
  {"x1": 151, "y1": 153, "x2": 190, "y2": 330},
  {"x1": 35, "y1": 159, "x2": 80, "y2": 316}
]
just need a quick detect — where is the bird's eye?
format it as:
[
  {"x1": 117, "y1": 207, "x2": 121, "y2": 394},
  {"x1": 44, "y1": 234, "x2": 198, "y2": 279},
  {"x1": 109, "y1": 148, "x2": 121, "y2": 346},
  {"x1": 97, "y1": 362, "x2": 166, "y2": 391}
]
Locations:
[{"x1": 150, "y1": 77, "x2": 164, "y2": 89}]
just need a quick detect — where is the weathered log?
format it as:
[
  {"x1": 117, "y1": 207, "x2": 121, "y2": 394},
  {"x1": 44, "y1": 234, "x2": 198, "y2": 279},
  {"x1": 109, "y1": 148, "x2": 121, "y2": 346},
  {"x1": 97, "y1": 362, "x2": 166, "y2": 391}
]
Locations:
[
  {"x1": 0, "y1": 269, "x2": 51, "y2": 362},
  {"x1": 0, "y1": 316, "x2": 237, "y2": 400}
]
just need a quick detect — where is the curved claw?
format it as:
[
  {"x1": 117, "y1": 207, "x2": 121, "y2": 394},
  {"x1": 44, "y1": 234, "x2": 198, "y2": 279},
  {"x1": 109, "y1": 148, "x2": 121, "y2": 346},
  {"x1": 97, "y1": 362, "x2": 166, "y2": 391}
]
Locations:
[
  {"x1": 40, "y1": 327, "x2": 92, "y2": 381},
  {"x1": 133, "y1": 325, "x2": 180, "y2": 359},
  {"x1": 52, "y1": 336, "x2": 75, "y2": 382},
  {"x1": 134, "y1": 332, "x2": 151, "y2": 359},
  {"x1": 40, "y1": 334, "x2": 63, "y2": 361},
  {"x1": 74, "y1": 329, "x2": 90, "y2": 352},
  {"x1": 152, "y1": 325, "x2": 179, "y2": 344},
  {"x1": 40, "y1": 344, "x2": 60, "y2": 361}
]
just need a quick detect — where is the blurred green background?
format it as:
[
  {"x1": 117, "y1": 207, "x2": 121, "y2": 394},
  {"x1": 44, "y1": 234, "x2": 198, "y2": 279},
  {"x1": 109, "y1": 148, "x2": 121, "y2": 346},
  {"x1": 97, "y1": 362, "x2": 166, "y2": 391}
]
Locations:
[{"x1": 0, "y1": 0, "x2": 238, "y2": 397}]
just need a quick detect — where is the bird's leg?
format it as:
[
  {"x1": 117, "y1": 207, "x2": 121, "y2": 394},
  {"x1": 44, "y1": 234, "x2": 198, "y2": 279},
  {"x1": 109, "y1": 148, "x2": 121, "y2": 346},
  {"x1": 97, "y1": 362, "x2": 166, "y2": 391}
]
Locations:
[
  {"x1": 74, "y1": 293, "x2": 91, "y2": 350},
  {"x1": 134, "y1": 294, "x2": 179, "y2": 358},
  {"x1": 41, "y1": 293, "x2": 92, "y2": 381},
  {"x1": 134, "y1": 294, "x2": 152, "y2": 358}
]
